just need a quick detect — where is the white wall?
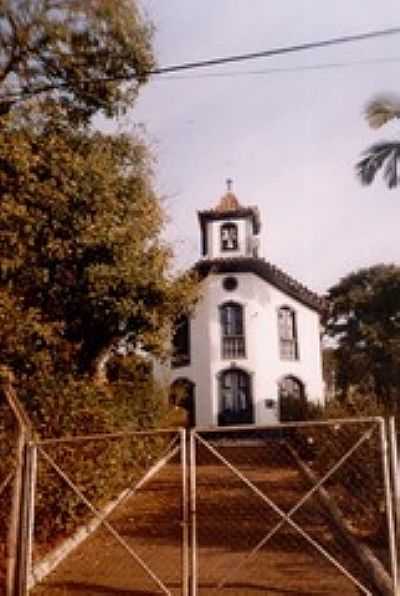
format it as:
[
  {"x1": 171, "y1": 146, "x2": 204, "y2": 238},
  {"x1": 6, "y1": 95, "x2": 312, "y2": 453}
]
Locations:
[{"x1": 169, "y1": 271, "x2": 324, "y2": 428}]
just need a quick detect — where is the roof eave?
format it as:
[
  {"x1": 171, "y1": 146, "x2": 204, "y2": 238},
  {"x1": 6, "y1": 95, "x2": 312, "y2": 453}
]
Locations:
[{"x1": 193, "y1": 258, "x2": 323, "y2": 313}]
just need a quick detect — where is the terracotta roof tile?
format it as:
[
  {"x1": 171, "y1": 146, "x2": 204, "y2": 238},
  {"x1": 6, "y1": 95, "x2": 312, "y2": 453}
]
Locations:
[{"x1": 215, "y1": 192, "x2": 242, "y2": 212}]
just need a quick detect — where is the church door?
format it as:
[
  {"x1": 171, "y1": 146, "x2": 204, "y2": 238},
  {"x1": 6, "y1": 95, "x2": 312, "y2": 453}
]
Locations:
[{"x1": 218, "y1": 369, "x2": 254, "y2": 426}]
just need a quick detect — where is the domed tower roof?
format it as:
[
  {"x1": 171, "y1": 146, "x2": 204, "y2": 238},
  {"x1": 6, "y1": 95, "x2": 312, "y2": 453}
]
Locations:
[
  {"x1": 198, "y1": 179, "x2": 261, "y2": 234},
  {"x1": 215, "y1": 189, "x2": 242, "y2": 212}
]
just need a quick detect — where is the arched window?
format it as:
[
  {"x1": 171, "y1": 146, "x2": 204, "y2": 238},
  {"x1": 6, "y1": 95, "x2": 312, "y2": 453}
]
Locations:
[
  {"x1": 221, "y1": 222, "x2": 238, "y2": 251},
  {"x1": 172, "y1": 315, "x2": 190, "y2": 368},
  {"x1": 278, "y1": 376, "x2": 306, "y2": 422},
  {"x1": 219, "y1": 369, "x2": 253, "y2": 426},
  {"x1": 220, "y1": 302, "x2": 245, "y2": 358},
  {"x1": 278, "y1": 306, "x2": 298, "y2": 360}
]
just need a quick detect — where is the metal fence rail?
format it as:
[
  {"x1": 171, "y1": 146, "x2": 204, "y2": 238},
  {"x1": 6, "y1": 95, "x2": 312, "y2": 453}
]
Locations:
[{"x1": 190, "y1": 418, "x2": 397, "y2": 596}]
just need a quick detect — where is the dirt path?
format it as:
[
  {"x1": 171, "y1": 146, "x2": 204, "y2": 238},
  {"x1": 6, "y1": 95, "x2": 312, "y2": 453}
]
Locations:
[{"x1": 30, "y1": 443, "x2": 372, "y2": 596}]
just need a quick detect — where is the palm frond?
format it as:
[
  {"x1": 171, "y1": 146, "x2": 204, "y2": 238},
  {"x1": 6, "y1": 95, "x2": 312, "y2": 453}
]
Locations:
[
  {"x1": 365, "y1": 97, "x2": 400, "y2": 129},
  {"x1": 356, "y1": 142, "x2": 400, "y2": 187},
  {"x1": 383, "y1": 146, "x2": 400, "y2": 188}
]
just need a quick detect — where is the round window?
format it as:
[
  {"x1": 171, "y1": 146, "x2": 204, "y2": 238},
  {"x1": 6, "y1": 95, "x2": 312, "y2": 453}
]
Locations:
[{"x1": 223, "y1": 276, "x2": 238, "y2": 291}]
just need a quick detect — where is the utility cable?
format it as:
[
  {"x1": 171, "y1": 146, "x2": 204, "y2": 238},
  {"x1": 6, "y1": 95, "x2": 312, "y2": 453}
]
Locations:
[
  {"x1": 153, "y1": 56, "x2": 400, "y2": 81},
  {"x1": 150, "y1": 26, "x2": 400, "y2": 76},
  {"x1": 1, "y1": 25, "x2": 400, "y2": 102}
]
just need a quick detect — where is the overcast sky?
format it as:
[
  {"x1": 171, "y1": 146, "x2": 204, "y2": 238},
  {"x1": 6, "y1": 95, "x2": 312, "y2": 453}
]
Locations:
[{"x1": 102, "y1": 1, "x2": 400, "y2": 294}]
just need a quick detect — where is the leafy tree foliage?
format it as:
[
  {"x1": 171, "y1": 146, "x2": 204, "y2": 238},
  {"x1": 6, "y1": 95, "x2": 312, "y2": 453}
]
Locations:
[
  {"x1": 0, "y1": 0, "x2": 155, "y2": 123},
  {"x1": 357, "y1": 97, "x2": 400, "y2": 188},
  {"x1": 0, "y1": 114, "x2": 197, "y2": 392},
  {"x1": 325, "y1": 264, "x2": 400, "y2": 411}
]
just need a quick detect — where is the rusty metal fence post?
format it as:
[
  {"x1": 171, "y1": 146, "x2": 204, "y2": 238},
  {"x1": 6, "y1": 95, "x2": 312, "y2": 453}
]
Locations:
[
  {"x1": 380, "y1": 418, "x2": 398, "y2": 596},
  {"x1": 180, "y1": 429, "x2": 189, "y2": 596},
  {"x1": 11, "y1": 442, "x2": 37, "y2": 596},
  {"x1": 189, "y1": 431, "x2": 197, "y2": 596},
  {"x1": 6, "y1": 428, "x2": 26, "y2": 596},
  {"x1": 388, "y1": 417, "x2": 400, "y2": 596},
  {"x1": 1, "y1": 369, "x2": 34, "y2": 596}
]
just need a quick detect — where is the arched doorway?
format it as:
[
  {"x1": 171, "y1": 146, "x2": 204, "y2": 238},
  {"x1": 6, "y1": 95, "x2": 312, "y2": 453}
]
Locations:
[
  {"x1": 218, "y1": 369, "x2": 253, "y2": 426},
  {"x1": 169, "y1": 378, "x2": 196, "y2": 427},
  {"x1": 278, "y1": 376, "x2": 306, "y2": 422}
]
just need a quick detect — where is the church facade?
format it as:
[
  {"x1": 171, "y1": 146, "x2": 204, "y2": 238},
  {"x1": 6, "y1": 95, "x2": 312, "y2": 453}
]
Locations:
[{"x1": 168, "y1": 185, "x2": 324, "y2": 427}]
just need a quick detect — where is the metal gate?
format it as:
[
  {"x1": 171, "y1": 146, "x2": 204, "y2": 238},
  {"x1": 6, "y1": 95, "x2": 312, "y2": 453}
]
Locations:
[
  {"x1": 4, "y1": 418, "x2": 399, "y2": 596},
  {"x1": 25, "y1": 429, "x2": 188, "y2": 596},
  {"x1": 190, "y1": 418, "x2": 398, "y2": 596}
]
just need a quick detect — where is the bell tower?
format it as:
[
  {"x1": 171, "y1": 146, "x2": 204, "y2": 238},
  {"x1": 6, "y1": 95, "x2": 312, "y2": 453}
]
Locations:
[{"x1": 198, "y1": 180, "x2": 261, "y2": 260}]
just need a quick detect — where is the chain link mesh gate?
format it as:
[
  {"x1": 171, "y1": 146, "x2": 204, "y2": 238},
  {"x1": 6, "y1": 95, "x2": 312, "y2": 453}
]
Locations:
[
  {"x1": 4, "y1": 418, "x2": 398, "y2": 595},
  {"x1": 26, "y1": 429, "x2": 188, "y2": 596},
  {"x1": 190, "y1": 418, "x2": 397, "y2": 596}
]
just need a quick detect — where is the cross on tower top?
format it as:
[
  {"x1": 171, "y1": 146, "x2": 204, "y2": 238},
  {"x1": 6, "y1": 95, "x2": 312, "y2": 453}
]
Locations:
[{"x1": 226, "y1": 178, "x2": 233, "y2": 192}]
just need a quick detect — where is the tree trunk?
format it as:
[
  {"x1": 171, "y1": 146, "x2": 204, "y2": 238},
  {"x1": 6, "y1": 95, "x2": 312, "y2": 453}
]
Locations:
[{"x1": 91, "y1": 340, "x2": 117, "y2": 385}]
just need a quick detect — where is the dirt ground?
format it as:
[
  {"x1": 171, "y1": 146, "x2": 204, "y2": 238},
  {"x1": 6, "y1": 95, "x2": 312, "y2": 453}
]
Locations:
[{"x1": 29, "y1": 442, "x2": 378, "y2": 596}]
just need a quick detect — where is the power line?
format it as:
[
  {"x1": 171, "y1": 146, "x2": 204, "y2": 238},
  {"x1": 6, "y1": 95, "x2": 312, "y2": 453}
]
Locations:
[
  {"x1": 150, "y1": 26, "x2": 400, "y2": 76},
  {"x1": 154, "y1": 56, "x2": 400, "y2": 81},
  {"x1": 1, "y1": 26, "x2": 400, "y2": 102}
]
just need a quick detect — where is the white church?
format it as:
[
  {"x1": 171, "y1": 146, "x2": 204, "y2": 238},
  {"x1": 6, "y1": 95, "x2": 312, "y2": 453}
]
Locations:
[{"x1": 167, "y1": 183, "x2": 324, "y2": 428}]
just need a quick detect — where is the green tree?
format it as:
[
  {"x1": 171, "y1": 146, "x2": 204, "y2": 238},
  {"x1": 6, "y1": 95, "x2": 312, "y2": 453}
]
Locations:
[
  {"x1": 0, "y1": 115, "x2": 197, "y2": 391},
  {"x1": 357, "y1": 97, "x2": 400, "y2": 188},
  {"x1": 325, "y1": 264, "x2": 400, "y2": 411},
  {"x1": 0, "y1": 0, "x2": 154, "y2": 123}
]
